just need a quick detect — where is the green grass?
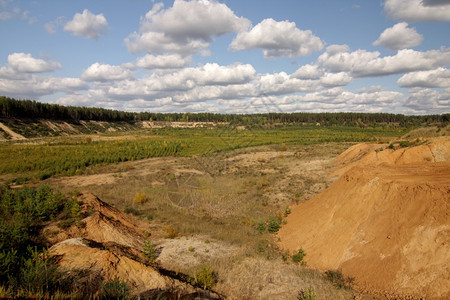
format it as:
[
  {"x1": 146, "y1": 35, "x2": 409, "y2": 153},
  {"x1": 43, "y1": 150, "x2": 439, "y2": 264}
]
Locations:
[{"x1": 0, "y1": 125, "x2": 407, "y2": 180}]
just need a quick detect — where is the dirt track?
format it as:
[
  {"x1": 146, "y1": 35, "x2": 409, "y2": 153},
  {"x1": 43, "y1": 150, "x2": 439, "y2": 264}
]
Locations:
[{"x1": 278, "y1": 138, "x2": 450, "y2": 299}]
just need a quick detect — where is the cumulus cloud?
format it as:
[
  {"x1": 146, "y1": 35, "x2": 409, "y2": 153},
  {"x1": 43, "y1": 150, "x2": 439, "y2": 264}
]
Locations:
[
  {"x1": 291, "y1": 64, "x2": 324, "y2": 80},
  {"x1": 318, "y1": 45, "x2": 450, "y2": 77},
  {"x1": 0, "y1": 76, "x2": 88, "y2": 99},
  {"x1": 320, "y1": 72, "x2": 353, "y2": 87},
  {"x1": 384, "y1": 0, "x2": 450, "y2": 22},
  {"x1": 64, "y1": 9, "x2": 108, "y2": 39},
  {"x1": 7, "y1": 53, "x2": 61, "y2": 73},
  {"x1": 103, "y1": 63, "x2": 256, "y2": 100},
  {"x1": 229, "y1": 18, "x2": 324, "y2": 58},
  {"x1": 135, "y1": 54, "x2": 192, "y2": 69},
  {"x1": 373, "y1": 23, "x2": 423, "y2": 51},
  {"x1": 421, "y1": 0, "x2": 450, "y2": 6},
  {"x1": 257, "y1": 72, "x2": 320, "y2": 95},
  {"x1": 397, "y1": 67, "x2": 450, "y2": 87},
  {"x1": 125, "y1": 0, "x2": 250, "y2": 55},
  {"x1": 81, "y1": 63, "x2": 134, "y2": 81},
  {"x1": 403, "y1": 87, "x2": 450, "y2": 114}
]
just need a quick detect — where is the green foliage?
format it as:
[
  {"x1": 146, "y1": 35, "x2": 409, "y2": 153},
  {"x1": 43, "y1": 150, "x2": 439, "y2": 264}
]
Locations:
[
  {"x1": 399, "y1": 140, "x2": 412, "y2": 148},
  {"x1": 20, "y1": 247, "x2": 61, "y2": 294},
  {"x1": 0, "y1": 185, "x2": 68, "y2": 296},
  {"x1": 143, "y1": 240, "x2": 158, "y2": 265},
  {"x1": 292, "y1": 248, "x2": 306, "y2": 264},
  {"x1": 99, "y1": 277, "x2": 131, "y2": 300},
  {"x1": 324, "y1": 269, "x2": 354, "y2": 289},
  {"x1": 256, "y1": 221, "x2": 266, "y2": 233},
  {"x1": 297, "y1": 286, "x2": 317, "y2": 300},
  {"x1": 267, "y1": 216, "x2": 281, "y2": 233},
  {"x1": 194, "y1": 266, "x2": 217, "y2": 290}
]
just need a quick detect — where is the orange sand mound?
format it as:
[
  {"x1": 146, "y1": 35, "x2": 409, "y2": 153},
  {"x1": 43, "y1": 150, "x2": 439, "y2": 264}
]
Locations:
[{"x1": 278, "y1": 138, "x2": 450, "y2": 299}]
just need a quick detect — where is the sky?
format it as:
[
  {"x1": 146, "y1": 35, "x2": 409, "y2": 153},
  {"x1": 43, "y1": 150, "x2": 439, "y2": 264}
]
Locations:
[{"x1": 0, "y1": 0, "x2": 449, "y2": 115}]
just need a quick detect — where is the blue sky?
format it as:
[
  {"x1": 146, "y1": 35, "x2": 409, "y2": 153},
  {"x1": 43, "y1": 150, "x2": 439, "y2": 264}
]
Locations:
[{"x1": 0, "y1": 0, "x2": 449, "y2": 114}]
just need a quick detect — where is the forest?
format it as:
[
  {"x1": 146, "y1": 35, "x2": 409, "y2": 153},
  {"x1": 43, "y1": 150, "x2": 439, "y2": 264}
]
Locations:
[{"x1": 1, "y1": 96, "x2": 448, "y2": 127}]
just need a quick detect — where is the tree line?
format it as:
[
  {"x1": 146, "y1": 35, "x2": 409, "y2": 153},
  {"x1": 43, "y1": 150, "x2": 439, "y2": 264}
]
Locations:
[{"x1": 1, "y1": 96, "x2": 448, "y2": 126}]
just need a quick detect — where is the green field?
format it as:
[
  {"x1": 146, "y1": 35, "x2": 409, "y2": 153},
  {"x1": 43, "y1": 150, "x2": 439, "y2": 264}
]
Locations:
[{"x1": 0, "y1": 125, "x2": 406, "y2": 182}]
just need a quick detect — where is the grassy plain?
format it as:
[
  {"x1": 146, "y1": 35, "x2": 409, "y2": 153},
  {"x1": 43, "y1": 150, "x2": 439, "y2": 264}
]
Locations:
[{"x1": 0, "y1": 124, "x2": 410, "y2": 298}]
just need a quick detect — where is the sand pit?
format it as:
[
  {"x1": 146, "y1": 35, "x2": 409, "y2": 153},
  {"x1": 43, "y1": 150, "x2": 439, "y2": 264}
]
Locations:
[{"x1": 278, "y1": 138, "x2": 450, "y2": 299}]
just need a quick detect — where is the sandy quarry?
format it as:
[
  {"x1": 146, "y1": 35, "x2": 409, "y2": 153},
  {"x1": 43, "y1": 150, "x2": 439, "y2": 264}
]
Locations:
[{"x1": 278, "y1": 137, "x2": 450, "y2": 299}]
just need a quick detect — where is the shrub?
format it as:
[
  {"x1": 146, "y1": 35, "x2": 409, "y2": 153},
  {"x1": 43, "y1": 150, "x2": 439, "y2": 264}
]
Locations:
[
  {"x1": 20, "y1": 247, "x2": 61, "y2": 294},
  {"x1": 297, "y1": 286, "x2": 317, "y2": 300},
  {"x1": 256, "y1": 221, "x2": 266, "y2": 233},
  {"x1": 142, "y1": 240, "x2": 158, "y2": 266},
  {"x1": 280, "y1": 144, "x2": 288, "y2": 151},
  {"x1": 267, "y1": 216, "x2": 281, "y2": 233},
  {"x1": 164, "y1": 225, "x2": 178, "y2": 238},
  {"x1": 194, "y1": 266, "x2": 216, "y2": 290},
  {"x1": 292, "y1": 248, "x2": 306, "y2": 264},
  {"x1": 324, "y1": 269, "x2": 354, "y2": 289},
  {"x1": 133, "y1": 192, "x2": 148, "y2": 205},
  {"x1": 399, "y1": 140, "x2": 411, "y2": 148},
  {"x1": 99, "y1": 277, "x2": 131, "y2": 300}
]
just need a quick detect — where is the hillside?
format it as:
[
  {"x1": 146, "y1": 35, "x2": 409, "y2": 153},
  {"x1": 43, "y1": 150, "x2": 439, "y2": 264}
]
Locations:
[{"x1": 278, "y1": 137, "x2": 450, "y2": 298}]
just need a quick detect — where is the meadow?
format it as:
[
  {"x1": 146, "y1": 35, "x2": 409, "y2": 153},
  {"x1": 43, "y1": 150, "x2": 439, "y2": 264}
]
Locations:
[{"x1": 0, "y1": 125, "x2": 406, "y2": 183}]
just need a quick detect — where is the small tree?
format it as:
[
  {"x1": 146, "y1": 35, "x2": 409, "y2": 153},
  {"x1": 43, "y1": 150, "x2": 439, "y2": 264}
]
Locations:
[{"x1": 142, "y1": 240, "x2": 157, "y2": 266}]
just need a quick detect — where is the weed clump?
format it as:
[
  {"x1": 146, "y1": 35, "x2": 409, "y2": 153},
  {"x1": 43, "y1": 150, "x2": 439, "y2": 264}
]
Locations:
[
  {"x1": 292, "y1": 248, "x2": 306, "y2": 265},
  {"x1": 194, "y1": 266, "x2": 217, "y2": 290},
  {"x1": 267, "y1": 216, "x2": 282, "y2": 233},
  {"x1": 297, "y1": 286, "x2": 316, "y2": 300},
  {"x1": 99, "y1": 276, "x2": 131, "y2": 300},
  {"x1": 324, "y1": 269, "x2": 354, "y2": 289},
  {"x1": 133, "y1": 192, "x2": 148, "y2": 204}
]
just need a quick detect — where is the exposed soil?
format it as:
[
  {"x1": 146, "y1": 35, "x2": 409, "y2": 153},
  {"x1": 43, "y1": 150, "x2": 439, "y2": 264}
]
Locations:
[{"x1": 278, "y1": 137, "x2": 450, "y2": 299}]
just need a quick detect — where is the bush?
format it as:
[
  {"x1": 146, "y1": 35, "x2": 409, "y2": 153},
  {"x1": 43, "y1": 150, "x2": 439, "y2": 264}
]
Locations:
[
  {"x1": 99, "y1": 277, "x2": 131, "y2": 300},
  {"x1": 267, "y1": 216, "x2": 281, "y2": 233},
  {"x1": 194, "y1": 266, "x2": 216, "y2": 290},
  {"x1": 324, "y1": 269, "x2": 354, "y2": 289},
  {"x1": 133, "y1": 192, "x2": 148, "y2": 205},
  {"x1": 297, "y1": 286, "x2": 316, "y2": 300},
  {"x1": 256, "y1": 221, "x2": 266, "y2": 233},
  {"x1": 20, "y1": 247, "x2": 61, "y2": 294},
  {"x1": 143, "y1": 240, "x2": 157, "y2": 265},
  {"x1": 399, "y1": 140, "x2": 411, "y2": 148},
  {"x1": 292, "y1": 248, "x2": 306, "y2": 264},
  {"x1": 164, "y1": 225, "x2": 178, "y2": 238}
]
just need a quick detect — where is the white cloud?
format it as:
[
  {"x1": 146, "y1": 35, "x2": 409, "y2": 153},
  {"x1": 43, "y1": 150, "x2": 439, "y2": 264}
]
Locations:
[
  {"x1": 403, "y1": 87, "x2": 450, "y2": 114},
  {"x1": 384, "y1": 0, "x2": 450, "y2": 22},
  {"x1": 103, "y1": 63, "x2": 256, "y2": 100},
  {"x1": 373, "y1": 22, "x2": 423, "y2": 51},
  {"x1": 257, "y1": 72, "x2": 320, "y2": 95},
  {"x1": 125, "y1": 0, "x2": 250, "y2": 55},
  {"x1": 397, "y1": 67, "x2": 450, "y2": 87},
  {"x1": 0, "y1": 6, "x2": 36, "y2": 23},
  {"x1": 81, "y1": 63, "x2": 134, "y2": 82},
  {"x1": 229, "y1": 18, "x2": 324, "y2": 58},
  {"x1": 291, "y1": 64, "x2": 324, "y2": 80},
  {"x1": 0, "y1": 75, "x2": 88, "y2": 99},
  {"x1": 7, "y1": 53, "x2": 61, "y2": 73},
  {"x1": 318, "y1": 45, "x2": 450, "y2": 77},
  {"x1": 44, "y1": 16, "x2": 65, "y2": 34},
  {"x1": 64, "y1": 9, "x2": 108, "y2": 39},
  {"x1": 320, "y1": 72, "x2": 353, "y2": 87},
  {"x1": 135, "y1": 54, "x2": 192, "y2": 69}
]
